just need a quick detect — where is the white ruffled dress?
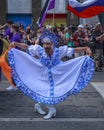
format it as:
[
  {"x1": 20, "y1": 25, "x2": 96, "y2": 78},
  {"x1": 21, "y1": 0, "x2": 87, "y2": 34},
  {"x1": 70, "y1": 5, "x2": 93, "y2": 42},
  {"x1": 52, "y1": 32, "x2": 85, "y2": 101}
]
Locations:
[{"x1": 8, "y1": 45, "x2": 94, "y2": 105}]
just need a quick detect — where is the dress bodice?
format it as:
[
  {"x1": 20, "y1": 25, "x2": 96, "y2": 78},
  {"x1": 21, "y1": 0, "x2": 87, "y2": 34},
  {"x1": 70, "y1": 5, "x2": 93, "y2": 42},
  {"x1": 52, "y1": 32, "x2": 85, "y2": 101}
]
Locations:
[{"x1": 39, "y1": 48, "x2": 60, "y2": 68}]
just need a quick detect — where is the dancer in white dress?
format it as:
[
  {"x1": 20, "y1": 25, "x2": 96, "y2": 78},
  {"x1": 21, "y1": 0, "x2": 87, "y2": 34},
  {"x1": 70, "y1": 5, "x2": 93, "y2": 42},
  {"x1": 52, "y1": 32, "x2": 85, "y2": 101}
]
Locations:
[{"x1": 8, "y1": 36, "x2": 94, "y2": 119}]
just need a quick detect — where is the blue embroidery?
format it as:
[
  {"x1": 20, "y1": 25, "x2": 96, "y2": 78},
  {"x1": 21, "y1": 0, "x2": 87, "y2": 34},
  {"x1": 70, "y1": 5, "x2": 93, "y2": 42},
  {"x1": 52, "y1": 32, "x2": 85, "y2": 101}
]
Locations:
[
  {"x1": 39, "y1": 48, "x2": 60, "y2": 67},
  {"x1": 39, "y1": 48, "x2": 60, "y2": 97},
  {"x1": 40, "y1": 29, "x2": 59, "y2": 46},
  {"x1": 8, "y1": 50, "x2": 95, "y2": 105}
]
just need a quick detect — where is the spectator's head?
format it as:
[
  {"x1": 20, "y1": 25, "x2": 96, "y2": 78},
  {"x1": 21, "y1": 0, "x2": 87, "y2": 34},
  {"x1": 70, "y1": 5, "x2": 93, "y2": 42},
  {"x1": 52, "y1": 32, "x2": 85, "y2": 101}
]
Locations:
[
  {"x1": 70, "y1": 25, "x2": 77, "y2": 33},
  {"x1": 64, "y1": 27, "x2": 68, "y2": 33},
  {"x1": 68, "y1": 27, "x2": 73, "y2": 34},
  {"x1": 7, "y1": 20, "x2": 13, "y2": 27},
  {"x1": 19, "y1": 24, "x2": 24, "y2": 30},
  {"x1": 11, "y1": 24, "x2": 19, "y2": 33},
  {"x1": 26, "y1": 29, "x2": 31, "y2": 35},
  {"x1": 78, "y1": 24, "x2": 84, "y2": 32},
  {"x1": 48, "y1": 26, "x2": 52, "y2": 31},
  {"x1": 26, "y1": 24, "x2": 31, "y2": 31},
  {"x1": 53, "y1": 28, "x2": 58, "y2": 34},
  {"x1": 94, "y1": 23, "x2": 102, "y2": 32},
  {"x1": 37, "y1": 29, "x2": 42, "y2": 38}
]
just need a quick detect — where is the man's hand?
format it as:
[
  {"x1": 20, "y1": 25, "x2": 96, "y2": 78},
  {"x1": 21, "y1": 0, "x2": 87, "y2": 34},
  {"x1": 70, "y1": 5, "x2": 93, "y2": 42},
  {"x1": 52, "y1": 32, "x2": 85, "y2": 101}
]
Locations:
[
  {"x1": 86, "y1": 47, "x2": 92, "y2": 56},
  {"x1": 10, "y1": 42, "x2": 16, "y2": 48},
  {"x1": 10, "y1": 42, "x2": 28, "y2": 50},
  {"x1": 74, "y1": 47, "x2": 92, "y2": 57},
  {"x1": 96, "y1": 33, "x2": 104, "y2": 41}
]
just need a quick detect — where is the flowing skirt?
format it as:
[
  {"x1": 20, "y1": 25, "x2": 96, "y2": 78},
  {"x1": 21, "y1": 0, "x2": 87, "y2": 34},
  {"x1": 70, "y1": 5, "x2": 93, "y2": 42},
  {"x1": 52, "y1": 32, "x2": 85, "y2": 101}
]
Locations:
[{"x1": 8, "y1": 48, "x2": 94, "y2": 105}]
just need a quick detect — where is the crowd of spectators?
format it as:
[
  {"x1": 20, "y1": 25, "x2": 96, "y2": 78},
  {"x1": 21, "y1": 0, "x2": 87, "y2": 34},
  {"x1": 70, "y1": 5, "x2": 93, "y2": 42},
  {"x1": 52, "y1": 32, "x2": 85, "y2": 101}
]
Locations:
[{"x1": 0, "y1": 21, "x2": 104, "y2": 72}]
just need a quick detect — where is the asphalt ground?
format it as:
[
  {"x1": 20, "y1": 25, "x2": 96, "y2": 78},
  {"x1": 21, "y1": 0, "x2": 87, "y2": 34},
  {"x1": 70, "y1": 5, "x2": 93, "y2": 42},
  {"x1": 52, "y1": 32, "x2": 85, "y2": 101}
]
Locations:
[{"x1": 0, "y1": 69, "x2": 104, "y2": 130}]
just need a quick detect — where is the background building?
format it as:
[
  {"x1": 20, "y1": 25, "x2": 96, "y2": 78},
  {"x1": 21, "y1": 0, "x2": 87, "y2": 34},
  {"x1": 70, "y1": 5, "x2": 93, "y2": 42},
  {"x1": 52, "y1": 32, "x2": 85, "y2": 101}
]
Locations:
[
  {"x1": 0, "y1": 0, "x2": 41, "y2": 28},
  {"x1": 0, "y1": 0, "x2": 6, "y2": 24},
  {"x1": 7, "y1": 0, "x2": 32, "y2": 28},
  {"x1": 42, "y1": 0, "x2": 67, "y2": 26},
  {"x1": 0, "y1": 0, "x2": 99, "y2": 28}
]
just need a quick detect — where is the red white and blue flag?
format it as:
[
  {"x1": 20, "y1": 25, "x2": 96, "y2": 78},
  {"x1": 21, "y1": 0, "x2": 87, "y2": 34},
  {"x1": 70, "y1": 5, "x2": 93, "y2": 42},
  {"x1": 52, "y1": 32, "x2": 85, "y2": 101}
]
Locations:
[
  {"x1": 67, "y1": 0, "x2": 104, "y2": 18},
  {"x1": 37, "y1": 0, "x2": 55, "y2": 28}
]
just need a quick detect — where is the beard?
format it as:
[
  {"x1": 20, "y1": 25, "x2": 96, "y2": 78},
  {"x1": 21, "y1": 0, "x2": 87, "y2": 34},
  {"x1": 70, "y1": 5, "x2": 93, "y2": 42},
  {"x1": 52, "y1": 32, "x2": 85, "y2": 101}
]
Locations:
[
  {"x1": 44, "y1": 47, "x2": 53, "y2": 55},
  {"x1": 45, "y1": 48, "x2": 50, "y2": 53}
]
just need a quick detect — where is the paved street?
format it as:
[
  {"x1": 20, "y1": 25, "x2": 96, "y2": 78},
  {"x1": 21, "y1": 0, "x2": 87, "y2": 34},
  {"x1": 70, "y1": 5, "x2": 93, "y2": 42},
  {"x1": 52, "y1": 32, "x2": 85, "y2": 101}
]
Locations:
[{"x1": 0, "y1": 69, "x2": 104, "y2": 130}]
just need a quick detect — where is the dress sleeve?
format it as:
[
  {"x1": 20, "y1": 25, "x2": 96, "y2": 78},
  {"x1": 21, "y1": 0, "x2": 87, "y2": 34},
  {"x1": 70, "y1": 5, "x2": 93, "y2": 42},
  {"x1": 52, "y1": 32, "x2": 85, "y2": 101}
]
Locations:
[
  {"x1": 28, "y1": 44, "x2": 42, "y2": 57},
  {"x1": 59, "y1": 46, "x2": 74, "y2": 59}
]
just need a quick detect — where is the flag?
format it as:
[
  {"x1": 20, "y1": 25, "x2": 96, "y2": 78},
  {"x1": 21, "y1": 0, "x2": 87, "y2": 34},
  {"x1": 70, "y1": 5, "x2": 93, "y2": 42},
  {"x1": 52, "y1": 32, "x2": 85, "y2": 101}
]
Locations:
[
  {"x1": 48, "y1": 0, "x2": 55, "y2": 10},
  {"x1": 67, "y1": 0, "x2": 104, "y2": 18},
  {"x1": 37, "y1": 0, "x2": 55, "y2": 28}
]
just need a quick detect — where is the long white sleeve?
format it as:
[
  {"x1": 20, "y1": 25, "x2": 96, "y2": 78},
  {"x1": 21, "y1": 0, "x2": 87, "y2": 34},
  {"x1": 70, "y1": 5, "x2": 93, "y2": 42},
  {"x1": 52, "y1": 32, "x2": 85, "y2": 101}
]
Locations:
[
  {"x1": 59, "y1": 46, "x2": 74, "y2": 59},
  {"x1": 28, "y1": 44, "x2": 42, "y2": 57}
]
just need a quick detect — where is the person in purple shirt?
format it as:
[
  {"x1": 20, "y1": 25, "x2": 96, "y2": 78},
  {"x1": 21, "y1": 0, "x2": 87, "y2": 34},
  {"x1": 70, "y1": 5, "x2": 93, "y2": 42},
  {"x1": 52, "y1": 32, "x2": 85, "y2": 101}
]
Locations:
[
  {"x1": 10, "y1": 24, "x2": 21, "y2": 50},
  {"x1": 7, "y1": 24, "x2": 21, "y2": 91},
  {"x1": 11, "y1": 24, "x2": 21, "y2": 43},
  {"x1": 4, "y1": 21, "x2": 13, "y2": 42}
]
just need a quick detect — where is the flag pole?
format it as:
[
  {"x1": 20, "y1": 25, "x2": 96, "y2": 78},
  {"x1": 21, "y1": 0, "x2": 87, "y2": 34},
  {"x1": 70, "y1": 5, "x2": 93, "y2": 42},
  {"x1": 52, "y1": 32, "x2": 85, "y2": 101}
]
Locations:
[{"x1": 53, "y1": 8, "x2": 55, "y2": 27}]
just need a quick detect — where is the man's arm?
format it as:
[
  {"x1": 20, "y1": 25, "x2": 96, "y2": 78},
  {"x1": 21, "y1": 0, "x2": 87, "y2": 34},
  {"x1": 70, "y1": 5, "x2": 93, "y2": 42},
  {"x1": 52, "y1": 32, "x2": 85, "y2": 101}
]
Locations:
[
  {"x1": 0, "y1": 24, "x2": 7, "y2": 30},
  {"x1": 96, "y1": 33, "x2": 104, "y2": 41},
  {"x1": 10, "y1": 42, "x2": 28, "y2": 50},
  {"x1": 74, "y1": 47, "x2": 92, "y2": 56}
]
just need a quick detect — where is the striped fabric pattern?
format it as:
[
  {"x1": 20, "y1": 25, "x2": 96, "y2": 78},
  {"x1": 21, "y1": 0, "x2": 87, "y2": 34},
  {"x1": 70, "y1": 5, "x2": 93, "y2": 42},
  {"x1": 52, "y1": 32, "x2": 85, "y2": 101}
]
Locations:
[{"x1": 67, "y1": 0, "x2": 104, "y2": 18}]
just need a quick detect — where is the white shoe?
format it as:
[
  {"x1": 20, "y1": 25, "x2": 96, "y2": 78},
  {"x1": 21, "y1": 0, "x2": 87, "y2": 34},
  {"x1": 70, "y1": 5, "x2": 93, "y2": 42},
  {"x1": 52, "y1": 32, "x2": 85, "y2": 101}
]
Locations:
[
  {"x1": 34, "y1": 104, "x2": 46, "y2": 115},
  {"x1": 6, "y1": 86, "x2": 17, "y2": 91},
  {"x1": 43, "y1": 107, "x2": 56, "y2": 120}
]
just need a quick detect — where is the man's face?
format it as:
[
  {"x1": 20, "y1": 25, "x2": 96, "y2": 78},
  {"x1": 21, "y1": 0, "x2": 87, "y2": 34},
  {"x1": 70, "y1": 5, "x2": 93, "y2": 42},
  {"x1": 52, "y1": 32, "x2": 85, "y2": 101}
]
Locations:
[
  {"x1": 43, "y1": 42, "x2": 53, "y2": 55},
  {"x1": 10, "y1": 27, "x2": 14, "y2": 33},
  {"x1": 37, "y1": 32, "x2": 41, "y2": 38},
  {"x1": 78, "y1": 27, "x2": 83, "y2": 32}
]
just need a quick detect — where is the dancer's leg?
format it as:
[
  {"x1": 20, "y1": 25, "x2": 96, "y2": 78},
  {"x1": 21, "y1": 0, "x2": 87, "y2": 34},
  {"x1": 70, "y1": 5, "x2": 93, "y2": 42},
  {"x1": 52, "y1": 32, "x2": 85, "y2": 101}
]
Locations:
[
  {"x1": 43, "y1": 105, "x2": 56, "y2": 120},
  {"x1": 34, "y1": 103, "x2": 46, "y2": 115}
]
